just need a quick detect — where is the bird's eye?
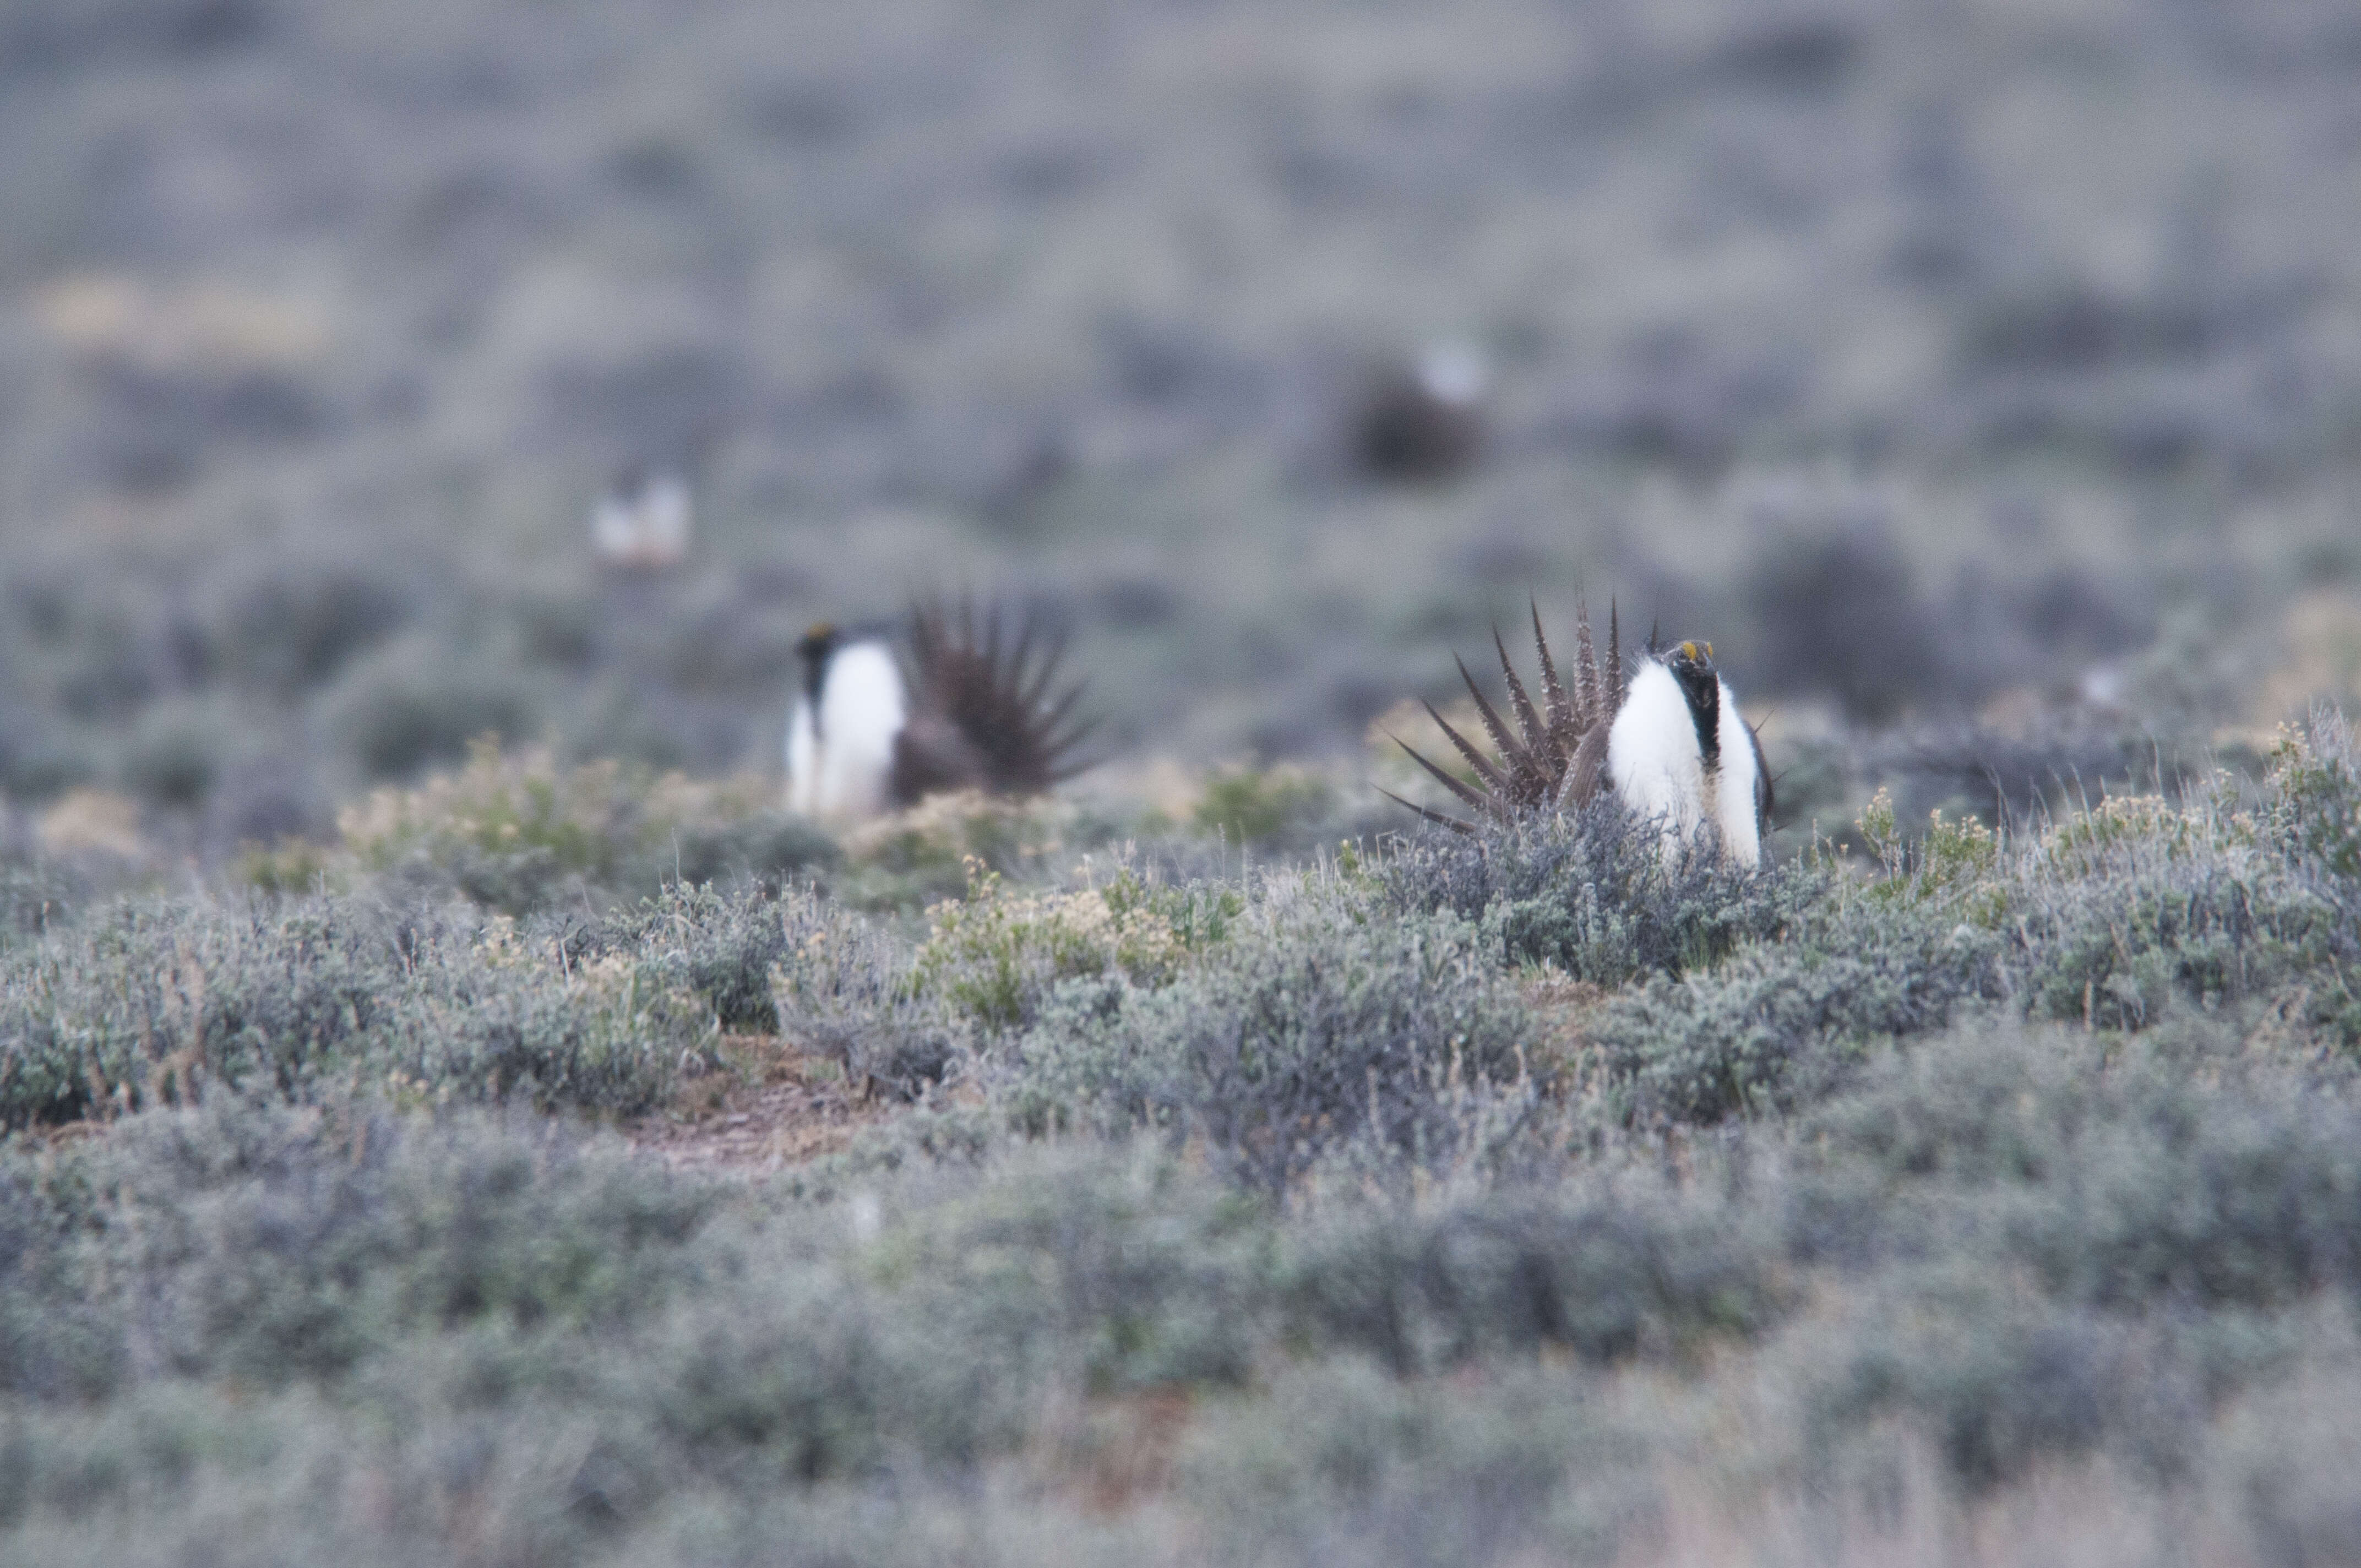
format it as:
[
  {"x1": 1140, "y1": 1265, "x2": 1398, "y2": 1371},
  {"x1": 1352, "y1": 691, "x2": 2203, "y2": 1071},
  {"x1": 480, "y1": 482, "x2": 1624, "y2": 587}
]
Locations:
[
  {"x1": 1679, "y1": 641, "x2": 1698, "y2": 660},
  {"x1": 1703, "y1": 641, "x2": 1713, "y2": 658}
]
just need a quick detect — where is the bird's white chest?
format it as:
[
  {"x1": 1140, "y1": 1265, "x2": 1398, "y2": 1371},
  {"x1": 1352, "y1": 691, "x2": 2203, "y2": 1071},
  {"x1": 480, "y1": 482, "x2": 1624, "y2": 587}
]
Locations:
[
  {"x1": 1711, "y1": 682, "x2": 1762, "y2": 867},
  {"x1": 1608, "y1": 663, "x2": 1708, "y2": 835},
  {"x1": 1606, "y1": 661, "x2": 1761, "y2": 867},
  {"x1": 786, "y1": 642, "x2": 907, "y2": 823}
]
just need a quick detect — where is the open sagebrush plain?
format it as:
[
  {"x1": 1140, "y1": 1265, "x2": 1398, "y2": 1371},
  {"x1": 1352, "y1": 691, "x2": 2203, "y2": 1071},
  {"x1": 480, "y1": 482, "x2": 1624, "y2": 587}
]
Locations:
[
  {"x1": 5, "y1": 717, "x2": 2361, "y2": 1564},
  {"x1": 8, "y1": 0, "x2": 2361, "y2": 1561}
]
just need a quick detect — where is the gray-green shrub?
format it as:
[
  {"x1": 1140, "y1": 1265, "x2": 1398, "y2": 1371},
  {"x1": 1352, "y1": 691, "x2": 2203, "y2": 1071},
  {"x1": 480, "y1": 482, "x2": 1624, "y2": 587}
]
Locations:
[
  {"x1": 1378, "y1": 799, "x2": 1821, "y2": 987},
  {"x1": 1592, "y1": 899, "x2": 2010, "y2": 1124},
  {"x1": 764, "y1": 887, "x2": 965, "y2": 1093},
  {"x1": 1010, "y1": 903, "x2": 1537, "y2": 1195},
  {"x1": 573, "y1": 880, "x2": 808, "y2": 1032},
  {"x1": 1590, "y1": 715, "x2": 2361, "y2": 1126},
  {"x1": 0, "y1": 894, "x2": 709, "y2": 1126}
]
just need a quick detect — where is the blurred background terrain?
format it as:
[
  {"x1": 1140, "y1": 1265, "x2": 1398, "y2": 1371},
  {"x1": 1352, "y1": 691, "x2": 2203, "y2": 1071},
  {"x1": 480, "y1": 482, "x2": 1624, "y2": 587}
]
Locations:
[{"x1": 4, "y1": 0, "x2": 2361, "y2": 855}]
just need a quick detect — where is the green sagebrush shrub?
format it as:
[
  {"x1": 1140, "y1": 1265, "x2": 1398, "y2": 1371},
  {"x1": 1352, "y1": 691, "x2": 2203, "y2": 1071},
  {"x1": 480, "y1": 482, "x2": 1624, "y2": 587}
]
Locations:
[
  {"x1": 0, "y1": 895, "x2": 712, "y2": 1127},
  {"x1": 573, "y1": 879, "x2": 808, "y2": 1032},
  {"x1": 1280, "y1": 1180, "x2": 1783, "y2": 1372},
  {"x1": 260, "y1": 739, "x2": 835, "y2": 916},
  {"x1": 0, "y1": 1101, "x2": 1789, "y2": 1566},
  {"x1": 1592, "y1": 899, "x2": 2011, "y2": 1124},
  {"x1": 1376, "y1": 797, "x2": 1821, "y2": 986},
  {"x1": 1595, "y1": 715, "x2": 2361, "y2": 1126},
  {"x1": 570, "y1": 880, "x2": 961, "y2": 1092},
  {"x1": 2020, "y1": 828, "x2": 2356, "y2": 1037},
  {"x1": 1190, "y1": 762, "x2": 1339, "y2": 850},
  {"x1": 1794, "y1": 1020, "x2": 2361, "y2": 1316},
  {"x1": 2262, "y1": 707, "x2": 2361, "y2": 883},
  {"x1": 0, "y1": 863, "x2": 86, "y2": 957},
  {"x1": 911, "y1": 862, "x2": 1241, "y2": 1036},
  {"x1": 1008, "y1": 904, "x2": 1537, "y2": 1195},
  {"x1": 1974, "y1": 724, "x2": 2361, "y2": 1047},
  {"x1": 1777, "y1": 1019, "x2": 2361, "y2": 1490},
  {"x1": 6, "y1": 1017, "x2": 2361, "y2": 1560},
  {"x1": 770, "y1": 893, "x2": 965, "y2": 1095},
  {"x1": 0, "y1": 1096, "x2": 1788, "y2": 1409},
  {"x1": 6, "y1": 1099, "x2": 717, "y2": 1393}
]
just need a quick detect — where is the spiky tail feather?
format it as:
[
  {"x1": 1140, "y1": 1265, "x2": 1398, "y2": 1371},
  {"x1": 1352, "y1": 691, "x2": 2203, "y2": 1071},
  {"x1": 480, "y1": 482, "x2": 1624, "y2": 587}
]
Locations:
[{"x1": 1385, "y1": 598, "x2": 1623, "y2": 830}]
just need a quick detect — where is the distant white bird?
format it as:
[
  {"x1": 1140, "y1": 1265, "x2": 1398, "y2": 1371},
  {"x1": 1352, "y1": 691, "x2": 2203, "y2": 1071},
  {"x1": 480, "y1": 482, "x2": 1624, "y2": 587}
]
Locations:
[
  {"x1": 591, "y1": 467, "x2": 692, "y2": 570},
  {"x1": 786, "y1": 601, "x2": 1098, "y2": 825},
  {"x1": 1386, "y1": 606, "x2": 1771, "y2": 867},
  {"x1": 1416, "y1": 341, "x2": 1489, "y2": 409}
]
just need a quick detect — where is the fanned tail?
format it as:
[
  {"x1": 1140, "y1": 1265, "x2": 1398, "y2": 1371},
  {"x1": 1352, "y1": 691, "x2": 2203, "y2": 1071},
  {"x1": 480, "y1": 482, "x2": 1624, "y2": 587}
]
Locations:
[
  {"x1": 895, "y1": 595, "x2": 1100, "y2": 804},
  {"x1": 1383, "y1": 598, "x2": 1624, "y2": 831}
]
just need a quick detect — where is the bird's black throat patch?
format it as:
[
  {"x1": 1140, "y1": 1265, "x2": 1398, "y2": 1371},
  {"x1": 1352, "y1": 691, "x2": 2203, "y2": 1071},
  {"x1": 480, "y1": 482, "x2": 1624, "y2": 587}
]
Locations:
[
  {"x1": 796, "y1": 625, "x2": 841, "y2": 714},
  {"x1": 1668, "y1": 649, "x2": 1721, "y2": 771}
]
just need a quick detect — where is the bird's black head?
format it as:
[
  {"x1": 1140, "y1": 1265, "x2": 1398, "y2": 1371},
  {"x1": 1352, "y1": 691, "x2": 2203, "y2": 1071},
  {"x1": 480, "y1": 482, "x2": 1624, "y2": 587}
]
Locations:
[
  {"x1": 796, "y1": 622, "x2": 841, "y2": 703},
  {"x1": 1666, "y1": 640, "x2": 1722, "y2": 767}
]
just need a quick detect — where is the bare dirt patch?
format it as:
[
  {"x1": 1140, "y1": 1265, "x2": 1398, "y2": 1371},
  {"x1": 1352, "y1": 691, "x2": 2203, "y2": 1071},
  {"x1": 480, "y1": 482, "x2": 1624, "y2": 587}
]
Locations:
[
  {"x1": 627, "y1": 1033, "x2": 895, "y2": 1173},
  {"x1": 1028, "y1": 1385, "x2": 1199, "y2": 1521}
]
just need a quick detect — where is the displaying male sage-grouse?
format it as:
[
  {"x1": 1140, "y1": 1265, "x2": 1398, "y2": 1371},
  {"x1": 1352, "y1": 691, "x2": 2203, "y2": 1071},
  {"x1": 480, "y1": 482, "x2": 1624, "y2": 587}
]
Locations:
[
  {"x1": 787, "y1": 600, "x2": 1096, "y2": 823},
  {"x1": 1385, "y1": 602, "x2": 1771, "y2": 866}
]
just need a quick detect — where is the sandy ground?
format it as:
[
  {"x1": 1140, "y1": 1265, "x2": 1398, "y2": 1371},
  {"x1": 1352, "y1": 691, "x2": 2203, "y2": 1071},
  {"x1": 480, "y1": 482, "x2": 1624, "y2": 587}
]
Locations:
[
  {"x1": 625, "y1": 1033, "x2": 894, "y2": 1173},
  {"x1": 18, "y1": 1036, "x2": 895, "y2": 1173}
]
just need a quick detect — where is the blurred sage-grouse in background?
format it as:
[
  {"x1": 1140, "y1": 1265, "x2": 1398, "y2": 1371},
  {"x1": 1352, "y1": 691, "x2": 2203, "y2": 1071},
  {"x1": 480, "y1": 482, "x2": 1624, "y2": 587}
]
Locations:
[
  {"x1": 591, "y1": 466, "x2": 692, "y2": 570},
  {"x1": 1352, "y1": 342, "x2": 1489, "y2": 482},
  {"x1": 1386, "y1": 602, "x2": 1771, "y2": 866},
  {"x1": 787, "y1": 600, "x2": 1097, "y2": 824}
]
